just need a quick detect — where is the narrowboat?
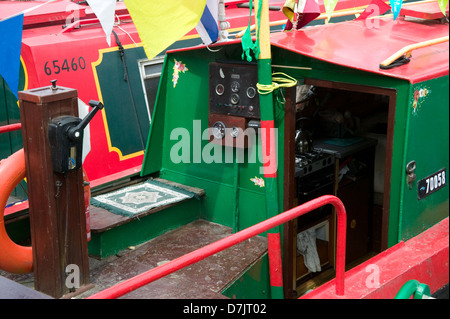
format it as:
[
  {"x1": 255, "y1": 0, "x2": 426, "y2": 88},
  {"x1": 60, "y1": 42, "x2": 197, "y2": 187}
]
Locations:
[{"x1": 0, "y1": 0, "x2": 448, "y2": 301}]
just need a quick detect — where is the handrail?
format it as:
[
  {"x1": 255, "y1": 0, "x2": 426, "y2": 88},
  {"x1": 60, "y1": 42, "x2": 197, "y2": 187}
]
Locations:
[
  {"x1": 87, "y1": 194, "x2": 347, "y2": 299},
  {"x1": 60, "y1": 14, "x2": 132, "y2": 34},
  {"x1": 0, "y1": 123, "x2": 21, "y2": 134},
  {"x1": 234, "y1": 6, "x2": 368, "y2": 38},
  {"x1": 379, "y1": 36, "x2": 449, "y2": 68}
]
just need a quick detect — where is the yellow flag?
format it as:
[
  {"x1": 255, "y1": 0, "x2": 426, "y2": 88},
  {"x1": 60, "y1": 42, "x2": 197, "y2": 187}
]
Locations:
[
  {"x1": 282, "y1": 0, "x2": 297, "y2": 22},
  {"x1": 124, "y1": 0, "x2": 207, "y2": 60},
  {"x1": 438, "y1": 0, "x2": 449, "y2": 16},
  {"x1": 323, "y1": 0, "x2": 338, "y2": 20}
]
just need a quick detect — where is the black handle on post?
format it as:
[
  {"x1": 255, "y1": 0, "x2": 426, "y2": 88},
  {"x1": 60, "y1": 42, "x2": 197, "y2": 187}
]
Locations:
[{"x1": 67, "y1": 100, "x2": 104, "y2": 141}]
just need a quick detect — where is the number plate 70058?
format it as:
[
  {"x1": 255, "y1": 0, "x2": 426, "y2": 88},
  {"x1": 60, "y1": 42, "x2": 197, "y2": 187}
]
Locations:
[{"x1": 417, "y1": 168, "x2": 446, "y2": 200}]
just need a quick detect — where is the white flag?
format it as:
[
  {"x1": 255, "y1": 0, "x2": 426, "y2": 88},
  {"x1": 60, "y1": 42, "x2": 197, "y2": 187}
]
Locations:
[{"x1": 86, "y1": 0, "x2": 117, "y2": 46}]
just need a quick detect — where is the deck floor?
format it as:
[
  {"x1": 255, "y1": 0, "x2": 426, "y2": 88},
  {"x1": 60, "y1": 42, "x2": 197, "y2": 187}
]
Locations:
[{"x1": 1, "y1": 219, "x2": 268, "y2": 299}]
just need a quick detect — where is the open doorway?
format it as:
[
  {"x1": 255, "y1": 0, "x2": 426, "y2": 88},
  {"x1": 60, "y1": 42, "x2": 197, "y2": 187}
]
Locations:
[{"x1": 283, "y1": 79, "x2": 396, "y2": 298}]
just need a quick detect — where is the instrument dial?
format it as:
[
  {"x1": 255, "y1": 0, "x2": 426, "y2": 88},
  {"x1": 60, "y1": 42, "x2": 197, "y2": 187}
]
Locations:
[
  {"x1": 212, "y1": 121, "x2": 226, "y2": 139},
  {"x1": 231, "y1": 93, "x2": 240, "y2": 105},
  {"x1": 215, "y1": 84, "x2": 225, "y2": 96},
  {"x1": 231, "y1": 81, "x2": 240, "y2": 93},
  {"x1": 247, "y1": 86, "x2": 256, "y2": 99},
  {"x1": 230, "y1": 127, "x2": 239, "y2": 138}
]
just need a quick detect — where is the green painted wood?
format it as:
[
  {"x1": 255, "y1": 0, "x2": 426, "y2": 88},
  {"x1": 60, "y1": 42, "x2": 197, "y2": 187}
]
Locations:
[
  {"x1": 95, "y1": 47, "x2": 150, "y2": 156},
  {"x1": 222, "y1": 253, "x2": 271, "y2": 299},
  {"x1": 399, "y1": 76, "x2": 449, "y2": 241},
  {"x1": 88, "y1": 197, "x2": 201, "y2": 258},
  {"x1": 141, "y1": 41, "x2": 449, "y2": 256}
]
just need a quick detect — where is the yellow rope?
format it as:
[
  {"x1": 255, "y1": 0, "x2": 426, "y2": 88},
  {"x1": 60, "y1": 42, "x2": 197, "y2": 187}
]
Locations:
[{"x1": 256, "y1": 72, "x2": 298, "y2": 95}]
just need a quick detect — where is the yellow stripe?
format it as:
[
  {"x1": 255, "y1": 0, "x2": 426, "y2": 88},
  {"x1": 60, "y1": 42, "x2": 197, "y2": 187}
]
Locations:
[
  {"x1": 20, "y1": 56, "x2": 28, "y2": 91},
  {"x1": 255, "y1": 0, "x2": 272, "y2": 60}
]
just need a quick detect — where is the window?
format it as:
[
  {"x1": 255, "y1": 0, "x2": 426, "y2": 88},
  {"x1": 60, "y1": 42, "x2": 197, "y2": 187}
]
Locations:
[{"x1": 138, "y1": 57, "x2": 164, "y2": 122}]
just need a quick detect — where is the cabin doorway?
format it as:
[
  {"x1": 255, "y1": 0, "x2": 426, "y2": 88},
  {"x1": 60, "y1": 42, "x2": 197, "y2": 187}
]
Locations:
[{"x1": 283, "y1": 79, "x2": 396, "y2": 298}]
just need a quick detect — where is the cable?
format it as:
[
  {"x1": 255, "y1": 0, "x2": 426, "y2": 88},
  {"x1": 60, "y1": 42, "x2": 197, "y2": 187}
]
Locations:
[{"x1": 256, "y1": 72, "x2": 298, "y2": 95}]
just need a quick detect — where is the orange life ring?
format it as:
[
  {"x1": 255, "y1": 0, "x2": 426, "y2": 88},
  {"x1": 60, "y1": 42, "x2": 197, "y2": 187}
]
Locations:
[
  {"x1": 0, "y1": 149, "x2": 33, "y2": 274},
  {"x1": 0, "y1": 149, "x2": 92, "y2": 274}
]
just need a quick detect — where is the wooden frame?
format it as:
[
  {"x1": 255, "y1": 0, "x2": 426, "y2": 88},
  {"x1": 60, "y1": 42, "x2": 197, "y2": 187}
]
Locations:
[{"x1": 282, "y1": 79, "x2": 397, "y2": 298}]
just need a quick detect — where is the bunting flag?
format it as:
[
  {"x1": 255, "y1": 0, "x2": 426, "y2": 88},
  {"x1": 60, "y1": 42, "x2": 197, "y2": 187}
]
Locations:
[
  {"x1": 283, "y1": 0, "x2": 320, "y2": 31},
  {"x1": 282, "y1": 0, "x2": 297, "y2": 23},
  {"x1": 438, "y1": 0, "x2": 449, "y2": 16},
  {"x1": 0, "y1": 13, "x2": 24, "y2": 99},
  {"x1": 195, "y1": 0, "x2": 219, "y2": 45},
  {"x1": 324, "y1": 0, "x2": 339, "y2": 20},
  {"x1": 86, "y1": 0, "x2": 117, "y2": 46},
  {"x1": 356, "y1": 0, "x2": 391, "y2": 20},
  {"x1": 124, "y1": 0, "x2": 207, "y2": 61},
  {"x1": 390, "y1": 0, "x2": 403, "y2": 20}
]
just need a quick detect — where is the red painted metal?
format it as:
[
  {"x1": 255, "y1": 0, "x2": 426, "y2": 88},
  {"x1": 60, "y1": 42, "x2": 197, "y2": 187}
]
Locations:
[
  {"x1": 267, "y1": 232, "x2": 283, "y2": 287},
  {"x1": 4, "y1": 201, "x2": 28, "y2": 217},
  {"x1": 0, "y1": 123, "x2": 21, "y2": 134},
  {"x1": 225, "y1": 0, "x2": 254, "y2": 6},
  {"x1": 400, "y1": 1, "x2": 449, "y2": 20},
  {"x1": 301, "y1": 217, "x2": 449, "y2": 299},
  {"x1": 270, "y1": 17, "x2": 449, "y2": 84},
  {"x1": 0, "y1": 1, "x2": 87, "y2": 26},
  {"x1": 61, "y1": 14, "x2": 132, "y2": 34},
  {"x1": 87, "y1": 195, "x2": 347, "y2": 299},
  {"x1": 260, "y1": 120, "x2": 277, "y2": 178},
  {"x1": 18, "y1": 18, "x2": 144, "y2": 186}
]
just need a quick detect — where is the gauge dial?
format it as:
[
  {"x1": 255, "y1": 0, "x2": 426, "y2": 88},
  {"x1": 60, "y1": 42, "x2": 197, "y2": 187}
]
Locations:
[
  {"x1": 231, "y1": 93, "x2": 240, "y2": 105},
  {"x1": 230, "y1": 127, "x2": 239, "y2": 138},
  {"x1": 247, "y1": 86, "x2": 256, "y2": 99},
  {"x1": 231, "y1": 81, "x2": 240, "y2": 93},
  {"x1": 215, "y1": 84, "x2": 225, "y2": 96},
  {"x1": 212, "y1": 121, "x2": 226, "y2": 139}
]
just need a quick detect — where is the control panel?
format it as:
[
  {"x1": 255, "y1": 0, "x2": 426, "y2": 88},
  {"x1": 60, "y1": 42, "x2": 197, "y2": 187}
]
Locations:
[
  {"x1": 209, "y1": 62, "x2": 260, "y2": 118},
  {"x1": 208, "y1": 62, "x2": 260, "y2": 148}
]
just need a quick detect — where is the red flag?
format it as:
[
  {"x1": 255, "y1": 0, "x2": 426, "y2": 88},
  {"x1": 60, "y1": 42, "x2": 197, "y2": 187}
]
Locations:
[{"x1": 356, "y1": 0, "x2": 391, "y2": 20}]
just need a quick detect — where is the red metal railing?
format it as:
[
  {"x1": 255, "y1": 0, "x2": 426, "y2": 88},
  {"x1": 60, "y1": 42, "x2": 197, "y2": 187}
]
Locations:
[
  {"x1": 0, "y1": 123, "x2": 21, "y2": 134},
  {"x1": 88, "y1": 194, "x2": 347, "y2": 299}
]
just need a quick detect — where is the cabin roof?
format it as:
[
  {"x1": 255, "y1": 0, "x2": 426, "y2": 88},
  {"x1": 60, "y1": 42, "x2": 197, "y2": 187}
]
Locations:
[{"x1": 270, "y1": 16, "x2": 449, "y2": 84}]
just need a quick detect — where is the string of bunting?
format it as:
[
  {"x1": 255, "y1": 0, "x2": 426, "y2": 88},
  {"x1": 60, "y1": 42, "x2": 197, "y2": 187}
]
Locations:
[{"x1": 283, "y1": 0, "x2": 448, "y2": 25}]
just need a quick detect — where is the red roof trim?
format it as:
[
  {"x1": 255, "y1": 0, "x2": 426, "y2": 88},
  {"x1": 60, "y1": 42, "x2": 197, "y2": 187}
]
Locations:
[{"x1": 270, "y1": 17, "x2": 449, "y2": 83}]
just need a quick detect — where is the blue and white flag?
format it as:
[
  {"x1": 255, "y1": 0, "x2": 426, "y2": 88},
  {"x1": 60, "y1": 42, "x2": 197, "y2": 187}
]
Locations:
[
  {"x1": 195, "y1": 0, "x2": 219, "y2": 45},
  {"x1": 0, "y1": 13, "x2": 24, "y2": 99}
]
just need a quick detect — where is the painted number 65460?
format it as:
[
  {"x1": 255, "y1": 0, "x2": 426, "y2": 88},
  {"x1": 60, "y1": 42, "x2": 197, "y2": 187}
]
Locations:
[{"x1": 44, "y1": 57, "x2": 86, "y2": 76}]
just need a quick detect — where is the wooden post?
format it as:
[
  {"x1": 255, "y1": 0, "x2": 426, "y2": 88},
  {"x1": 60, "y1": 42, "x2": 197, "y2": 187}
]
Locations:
[
  {"x1": 254, "y1": 0, "x2": 284, "y2": 299},
  {"x1": 18, "y1": 84, "x2": 90, "y2": 298}
]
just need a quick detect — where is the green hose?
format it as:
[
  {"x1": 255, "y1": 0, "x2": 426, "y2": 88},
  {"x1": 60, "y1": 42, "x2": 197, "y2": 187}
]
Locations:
[{"x1": 394, "y1": 280, "x2": 431, "y2": 299}]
